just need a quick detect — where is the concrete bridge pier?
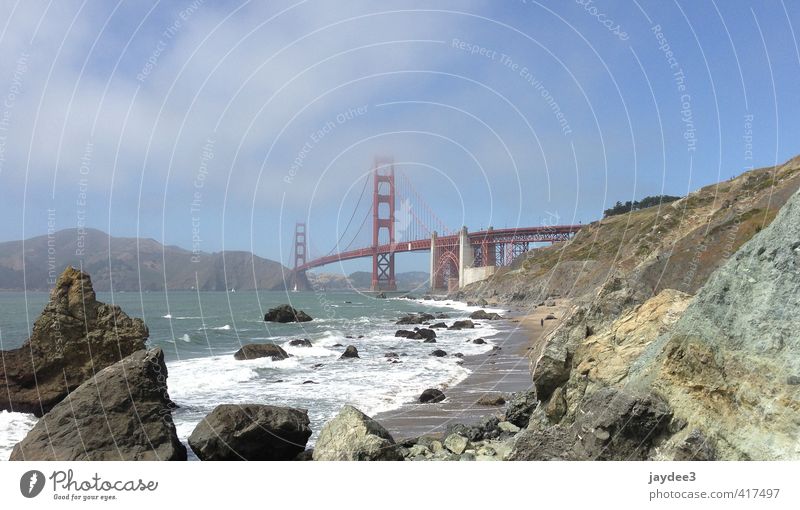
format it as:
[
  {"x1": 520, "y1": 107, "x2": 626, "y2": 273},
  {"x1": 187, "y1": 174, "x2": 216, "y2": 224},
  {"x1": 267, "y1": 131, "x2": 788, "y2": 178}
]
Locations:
[{"x1": 458, "y1": 226, "x2": 473, "y2": 288}]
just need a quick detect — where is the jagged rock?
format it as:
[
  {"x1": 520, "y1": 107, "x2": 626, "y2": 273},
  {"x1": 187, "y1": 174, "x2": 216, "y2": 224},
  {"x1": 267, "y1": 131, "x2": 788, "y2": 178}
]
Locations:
[
  {"x1": 312, "y1": 405, "x2": 401, "y2": 460},
  {"x1": 670, "y1": 429, "x2": 717, "y2": 461},
  {"x1": 233, "y1": 343, "x2": 290, "y2": 361},
  {"x1": 430, "y1": 349, "x2": 447, "y2": 357},
  {"x1": 508, "y1": 425, "x2": 577, "y2": 461},
  {"x1": 497, "y1": 421, "x2": 520, "y2": 434},
  {"x1": 443, "y1": 433, "x2": 470, "y2": 455},
  {"x1": 475, "y1": 394, "x2": 505, "y2": 406},
  {"x1": 544, "y1": 386, "x2": 567, "y2": 423},
  {"x1": 264, "y1": 305, "x2": 312, "y2": 323},
  {"x1": 9, "y1": 348, "x2": 185, "y2": 460},
  {"x1": 188, "y1": 404, "x2": 311, "y2": 461},
  {"x1": 504, "y1": 389, "x2": 538, "y2": 428},
  {"x1": 413, "y1": 328, "x2": 436, "y2": 341},
  {"x1": 470, "y1": 310, "x2": 502, "y2": 320},
  {"x1": 288, "y1": 338, "x2": 313, "y2": 347},
  {"x1": 339, "y1": 345, "x2": 359, "y2": 359},
  {"x1": 0, "y1": 266, "x2": 148, "y2": 416},
  {"x1": 574, "y1": 387, "x2": 672, "y2": 460},
  {"x1": 429, "y1": 322, "x2": 448, "y2": 329},
  {"x1": 449, "y1": 320, "x2": 475, "y2": 330},
  {"x1": 419, "y1": 388, "x2": 446, "y2": 403}
]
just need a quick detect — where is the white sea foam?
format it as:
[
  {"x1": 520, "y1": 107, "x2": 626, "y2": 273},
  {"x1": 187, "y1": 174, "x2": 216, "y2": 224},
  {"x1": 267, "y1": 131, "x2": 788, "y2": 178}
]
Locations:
[
  {"x1": 212, "y1": 325, "x2": 231, "y2": 330},
  {"x1": 0, "y1": 410, "x2": 37, "y2": 461}
]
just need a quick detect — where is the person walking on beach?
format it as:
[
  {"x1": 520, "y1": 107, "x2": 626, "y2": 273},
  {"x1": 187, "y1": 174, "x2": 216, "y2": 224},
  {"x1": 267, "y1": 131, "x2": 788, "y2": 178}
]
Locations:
[{"x1": 540, "y1": 318, "x2": 544, "y2": 327}]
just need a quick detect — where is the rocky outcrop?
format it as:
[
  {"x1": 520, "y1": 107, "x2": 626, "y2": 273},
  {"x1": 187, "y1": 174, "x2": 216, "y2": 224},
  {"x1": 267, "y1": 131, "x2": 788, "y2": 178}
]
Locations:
[
  {"x1": 395, "y1": 313, "x2": 435, "y2": 325},
  {"x1": 0, "y1": 266, "x2": 148, "y2": 416},
  {"x1": 288, "y1": 339, "x2": 312, "y2": 347},
  {"x1": 448, "y1": 320, "x2": 474, "y2": 330},
  {"x1": 419, "y1": 388, "x2": 446, "y2": 403},
  {"x1": 233, "y1": 343, "x2": 290, "y2": 361},
  {"x1": 339, "y1": 345, "x2": 359, "y2": 359},
  {"x1": 629, "y1": 186, "x2": 800, "y2": 460},
  {"x1": 9, "y1": 348, "x2": 185, "y2": 460},
  {"x1": 414, "y1": 328, "x2": 437, "y2": 341},
  {"x1": 264, "y1": 305, "x2": 312, "y2": 323},
  {"x1": 470, "y1": 310, "x2": 502, "y2": 320},
  {"x1": 430, "y1": 349, "x2": 447, "y2": 357},
  {"x1": 188, "y1": 404, "x2": 311, "y2": 461},
  {"x1": 312, "y1": 405, "x2": 402, "y2": 460}
]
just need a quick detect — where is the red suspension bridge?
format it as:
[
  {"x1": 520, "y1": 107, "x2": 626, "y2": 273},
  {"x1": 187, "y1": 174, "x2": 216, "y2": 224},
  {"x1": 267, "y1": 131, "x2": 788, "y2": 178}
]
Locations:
[{"x1": 292, "y1": 158, "x2": 582, "y2": 292}]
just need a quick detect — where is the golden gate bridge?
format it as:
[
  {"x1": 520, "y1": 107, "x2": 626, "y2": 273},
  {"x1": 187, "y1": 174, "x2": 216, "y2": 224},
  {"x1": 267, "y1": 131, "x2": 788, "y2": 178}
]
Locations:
[{"x1": 291, "y1": 158, "x2": 582, "y2": 292}]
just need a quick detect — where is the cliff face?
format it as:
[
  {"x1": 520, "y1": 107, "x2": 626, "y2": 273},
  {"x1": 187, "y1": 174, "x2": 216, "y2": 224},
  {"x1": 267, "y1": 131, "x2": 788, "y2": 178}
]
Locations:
[
  {"x1": 514, "y1": 171, "x2": 800, "y2": 460},
  {"x1": 0, "y1": 228, "x2": 289, "y2": 291}
]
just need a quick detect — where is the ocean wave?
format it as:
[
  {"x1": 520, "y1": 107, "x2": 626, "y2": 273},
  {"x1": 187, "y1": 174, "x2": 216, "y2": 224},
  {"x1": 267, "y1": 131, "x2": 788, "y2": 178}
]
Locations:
[{"x1": 0, "y1": 410, "x2": 38, "y2": 461}]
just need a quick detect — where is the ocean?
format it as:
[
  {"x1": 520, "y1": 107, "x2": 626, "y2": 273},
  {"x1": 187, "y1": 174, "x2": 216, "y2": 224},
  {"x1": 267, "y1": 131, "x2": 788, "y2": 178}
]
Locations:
[{"x1": 0, "y1": 290, "x2": 506, "y2": 460}]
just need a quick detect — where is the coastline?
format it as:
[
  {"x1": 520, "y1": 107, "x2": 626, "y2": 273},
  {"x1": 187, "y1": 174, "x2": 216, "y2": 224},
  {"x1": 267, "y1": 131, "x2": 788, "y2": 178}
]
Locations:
[{"x1": 375, "y1": 299, "x2": 569, "y2": 441}]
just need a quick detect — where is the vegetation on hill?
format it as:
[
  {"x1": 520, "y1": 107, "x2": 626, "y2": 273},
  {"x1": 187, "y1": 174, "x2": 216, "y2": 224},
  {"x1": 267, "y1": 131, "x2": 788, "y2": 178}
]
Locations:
[{"x1": 602, "y1": 195, "x2": 682, "y2": 218}]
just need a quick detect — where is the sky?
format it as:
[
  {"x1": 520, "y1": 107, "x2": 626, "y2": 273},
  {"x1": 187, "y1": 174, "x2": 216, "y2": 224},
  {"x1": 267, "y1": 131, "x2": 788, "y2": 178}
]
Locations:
[{"x1": 0, "y1": 0, "x2": 798, "y2": 274}]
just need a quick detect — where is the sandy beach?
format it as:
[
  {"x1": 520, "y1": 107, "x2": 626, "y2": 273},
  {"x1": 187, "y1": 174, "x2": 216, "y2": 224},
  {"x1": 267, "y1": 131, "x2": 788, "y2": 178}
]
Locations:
[{"x1": 376, "y1": 300, "x2": 569, "y2": 440}]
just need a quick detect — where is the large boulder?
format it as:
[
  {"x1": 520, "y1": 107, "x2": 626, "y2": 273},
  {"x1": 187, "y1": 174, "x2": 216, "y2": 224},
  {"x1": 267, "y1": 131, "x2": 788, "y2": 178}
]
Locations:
[
  {"x1": 188, "y1": 404, "x2": 311, "y2": 461},
  {"x1": 413, "y1": 328, "x2": 436, "y2": 341},
  {"x1": 470, "y1": 309, "x2": 502, "y2": 320},
  {"x1": 288, "y1": 338, "x2": 313, "y2": 347},
  {"x1": 0, "y1": 266, "x2": 148, "y2": 416},
  {"x1": 233, "y1": 343, "x2": 290, "y2": 361},
  {"x1": 9, "y1": 348, "x2": 186, "y2": 460},
  {"x1": 339, "y1": 345, "x2": 359, "y2": 359},
  {"x1": 264, "y1": 305, "x2": 312, "y2": 323},
  {"x1": 448, "y1": 320, "x2": 475, "y2": 330},
  {"x1": 573, "y1": 387, "x2": 672, "y2": 460},
  {"x1": 418, "y1": 388, "x2": 446, "y2": 403},
  {"x1": 312, "y1": 405, "x2": 402, "y2": 460}
]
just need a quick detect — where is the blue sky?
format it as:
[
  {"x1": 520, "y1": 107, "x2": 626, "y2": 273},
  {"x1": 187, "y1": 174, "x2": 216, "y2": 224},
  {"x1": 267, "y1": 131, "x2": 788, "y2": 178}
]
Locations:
[{"x1": 0, "y1": 0, "x2": 798, "y2": 274}]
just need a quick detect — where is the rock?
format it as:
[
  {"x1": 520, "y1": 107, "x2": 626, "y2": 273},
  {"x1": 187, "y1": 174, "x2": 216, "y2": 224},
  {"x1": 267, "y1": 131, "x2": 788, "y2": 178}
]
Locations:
[
  {"x1": 395, "y1": 329, "x2": 416, "y2": 338},
  {"x1": 445, "y1": 423, "x2": 484, "y2": 442},
  {"x1": 544, "y1": 314, "x2": 557, "y2": 320},
  {"x1": 498, "y1": 421, "x2": 521, "y2": 434},
  {"x1": 435, "y1": 313, "x2": 448, "y2": 319},
  {"x1": 395, "y1": 313, "x2": 435, "y2": 325},
  {"x1": 504, "y1": 389, "x2": 538, "y2": 428},
  {"x1": 544, "y1": 386, "x2": 567, "y2": 423},
  {"x1": 264, "y1": 304, "x2": 312, "y2": 323},
  {"x1": 384, "y1": 352, "x2": 399, "y2": 359},
  {"x1": 470, "y1": 310, "x2": 502, "y2": 320},
  {"x1": 472, "y1": 338, "x2": 486, "y2": 344},
  {"x1": 188, "y1": 404, "x2": 311, "y2": 461},
  {"x1": 339, "y1": 345, "x2": 359, "y2": 359},
  {"x1": 419, "y1": 388, "x2": 446, "y2": 403},
  {"x1": 233, "y1": 343, "x2": 290, "y2": 361},
  {"x1": 477, "y1": 298, "x2": 489, "y2": 307},
  {"x1": 443, "y1": 433, "x2": 470, "y2": 455},
  {"x1": 508, "y1": 424, "x2": 577, "y2": 461},
  {"x1": 9, "y1": 348, "x2": 186, "y2": 460},
  {"x1": 294, "y1": 449, "x2": 314, "y2": 461},
  {"x1": 332, "y1": 343, "x2": 344, "y2": 347},
  {"x1": 376, "y1": 292, "x2": 387, "y2": 299},
  {"x1": 413, "y1": 328, "x2": 436, "y2": 341},
  {"x1": 460, "y1": 452, "x2": 476, "y2": 461},
  {"x1": 788, "y1": 375, "x2": 800, "y2": 385},
  {"x1": 0, "y1": 267, "x2": 148, "y2": 416},
  {"x1": 288, "y1": 338, "x2": 313, "y2": 347},
  {"x1": 312, "y1": 405, "x2": 402, "y2": 460},
  {"x1": 453, "y1": 352, "x2": 464, "y2": 358},
  {"x1": 449, "y1": 320, "x2": 475, "y2": 330},
  {"x1": 475, "y1": 394, "x2": 505, "y2": 406},
  {"x1": 672, "y1": 429, "x2": 717, "y2": 461},
  {"x1": 429, "y1": 322, "x2": 448, "y2": 329},
  {"x1": 430, "y1": 349, "x2": 447, "y2": 357},
  {"x1": 574, "y1": 387, "x2": 672, "y2": 460},
  {"x1": 302, "y1": 380, "x2": 317, "y2": 384}
]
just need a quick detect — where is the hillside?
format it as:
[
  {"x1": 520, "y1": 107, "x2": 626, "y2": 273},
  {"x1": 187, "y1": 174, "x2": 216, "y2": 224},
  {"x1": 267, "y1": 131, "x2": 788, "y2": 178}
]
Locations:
[
  {"x1": 0, "y1": 228, "x2": 289, "y2": 291},
  {"x1": 460, "y1": 155, "x2": 800, "y2": 307}
]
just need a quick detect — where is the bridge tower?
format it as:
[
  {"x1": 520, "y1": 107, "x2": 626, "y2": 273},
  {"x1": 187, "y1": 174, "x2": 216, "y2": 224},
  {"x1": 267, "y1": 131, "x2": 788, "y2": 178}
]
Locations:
[
  {"x1": 371, "y1": 158, "x2": 397, "y2": 291},
  {"x1": 291, "y1": 222, "x2": 310, "y2": 291}
]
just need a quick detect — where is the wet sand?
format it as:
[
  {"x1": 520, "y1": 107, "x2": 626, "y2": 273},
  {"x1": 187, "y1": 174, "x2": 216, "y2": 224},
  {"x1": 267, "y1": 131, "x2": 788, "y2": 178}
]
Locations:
[{"x1": 375, "y1": 301, "x2": 569, "y2": 440}]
